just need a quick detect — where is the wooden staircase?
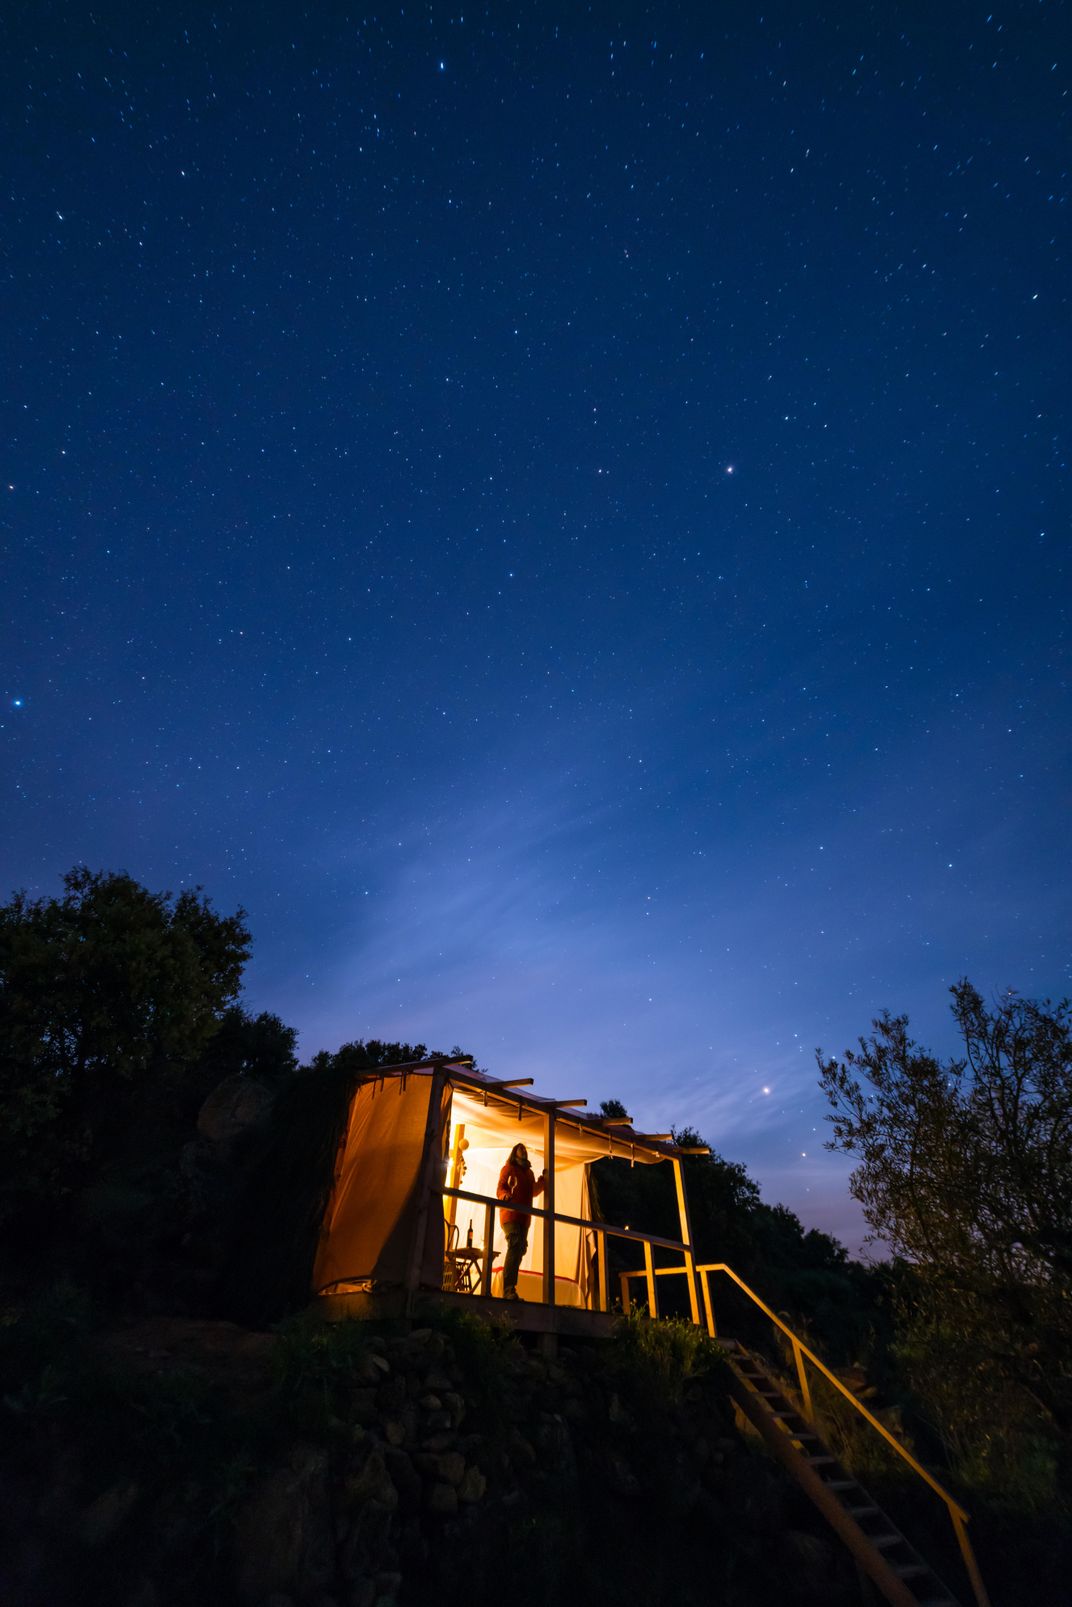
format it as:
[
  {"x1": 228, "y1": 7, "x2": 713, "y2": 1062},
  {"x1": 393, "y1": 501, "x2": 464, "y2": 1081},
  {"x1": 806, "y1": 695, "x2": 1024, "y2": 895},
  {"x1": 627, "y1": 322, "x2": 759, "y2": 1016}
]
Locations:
[{"x1": 722, "y1": 1338, "x2": 962, "y2": 1607}]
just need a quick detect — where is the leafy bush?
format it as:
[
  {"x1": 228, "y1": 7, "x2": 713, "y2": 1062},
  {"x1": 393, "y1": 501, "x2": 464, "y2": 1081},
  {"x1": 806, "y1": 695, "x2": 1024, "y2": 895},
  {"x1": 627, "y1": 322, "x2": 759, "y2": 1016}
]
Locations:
[{"x1": 609, "y1": 1307, "x2": 726, "y2": 1403}]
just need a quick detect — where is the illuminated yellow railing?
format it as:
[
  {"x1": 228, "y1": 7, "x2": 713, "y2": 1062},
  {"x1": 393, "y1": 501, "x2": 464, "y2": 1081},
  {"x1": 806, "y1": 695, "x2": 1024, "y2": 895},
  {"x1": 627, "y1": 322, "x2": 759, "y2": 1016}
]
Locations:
[
  {"x1": 438, "y1": 1183, "x2": 692, "y2": 1312},
  {"x1": 695, "y1": 1263, "x2": 991, "y2": 1607}
]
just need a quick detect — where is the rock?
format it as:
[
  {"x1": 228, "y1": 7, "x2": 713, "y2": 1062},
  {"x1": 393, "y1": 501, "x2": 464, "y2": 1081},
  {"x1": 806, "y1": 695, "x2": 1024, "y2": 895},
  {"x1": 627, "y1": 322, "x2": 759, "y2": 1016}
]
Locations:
[
  {"x1": 345, "y1": 1449, "x2": 399, "y2": 1512},
  {"x1": 233, "y1": 1447, "x2": 333, "y2": 1604},
  {"x1": 348, "y1": 1388, "x2": 379, "y2": 1425},
  {"x1": 426, "y1": 1482, "x2": 458, "y2": 1516},
  {"x1": 383, "y1": 1448, "x2": 422, "y2": 1515},
  {"x1": 441, "y1": 1390, "x2": 466, "y2": 1426},
  {"x1": 357, "y1": 1353, "x2": 389, "y2": 1384},
  {"x1": 384, "y1": 1419, "x2": 406, "y2": 1447},
  {"x1": 419, "y1": 1393, "x2": 442, "y2": 1412},
  {"x1": 197, "y1": 1075, "x2": 274, "y2": 1148},
  {"x1": 508, "y1": 1432, "x2": 536, "y2": 1466},
  {"x1": 435, "y1": 1451, "x2": 466, "y2": 1487},
  {"x1": 77, "y1": 1479, "x2": 140, "y2": 1546},
  {"x1": 457, "y1": 1466, "x2": 487, "y2": 1504},
  {"x1": 377, "y1": 1378, "x2": 406, "y2": 1411},
  {"x1": 339, "y1": 1502, "x2": 395, "y2": 1583},
  {"x1": 423, "y1": 1369, "x2": 453, "y2": 1393},
  {"x1": 420, "y1": 1431, "x2": 453, "y2": 1453}
]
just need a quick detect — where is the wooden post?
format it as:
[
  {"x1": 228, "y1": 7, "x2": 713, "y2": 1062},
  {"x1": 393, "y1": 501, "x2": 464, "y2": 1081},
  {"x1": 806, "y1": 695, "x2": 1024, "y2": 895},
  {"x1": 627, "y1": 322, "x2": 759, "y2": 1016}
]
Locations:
[
  {"x1": 481, "y1": 1199, "x2": 495, "y2": 1297},
  {"x1": 700, "y1": 1268, "x2": 716, "y2": 1338},
  {"x1": 620, "y1": 1271, "x2": 632, "y2": 1313},
  {"x1": 671, "y1": 1156, "x2": 701, "y2": 1326},
  {"x1": 445, "y1": 1122, "x2": 467, "y2": 1236},
  {"x1": 596, "y1": 1229, "x2": 608, "y2": 1313},
  {"x1": 542, "y1": 1108, "x2": 556, "y2": 1307},
  {"x1": 951, "y1": 1510, "x2": 992, "y2": 1607},
  {"x1": 643, "y1": 1239, "x2": 659, "y2": 1317},
  {"x1": 792, "y1": 1337, "x2": 814, "y2": 1422},
  {"x1": 404, "y1": 1069, "x2": 447, "y2": 1298}
]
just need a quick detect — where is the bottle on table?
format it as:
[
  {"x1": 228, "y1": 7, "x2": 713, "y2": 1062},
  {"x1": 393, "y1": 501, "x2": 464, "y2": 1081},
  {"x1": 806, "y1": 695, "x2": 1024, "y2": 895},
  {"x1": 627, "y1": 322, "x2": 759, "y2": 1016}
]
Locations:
[{"x1": 466, "y1": 1219, "x2": 474, "y2": 1249}]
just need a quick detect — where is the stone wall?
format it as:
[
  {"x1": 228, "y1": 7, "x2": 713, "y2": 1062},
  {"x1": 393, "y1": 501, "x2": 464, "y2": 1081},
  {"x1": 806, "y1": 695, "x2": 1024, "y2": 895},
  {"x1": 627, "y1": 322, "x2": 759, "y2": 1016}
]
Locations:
[{"x1": 0, "y1": 1315, "x2": 853, "y2": 1607}]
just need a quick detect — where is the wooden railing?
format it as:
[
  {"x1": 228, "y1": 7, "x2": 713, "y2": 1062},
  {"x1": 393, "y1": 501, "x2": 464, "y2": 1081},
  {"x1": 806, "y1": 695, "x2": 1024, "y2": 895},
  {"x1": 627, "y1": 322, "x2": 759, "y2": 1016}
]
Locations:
[
  {"x1": 696, "y1": 1263, "x2": 991, "y2": 1607},
  {"x1": 438, "y1": 1184, "x2": 694, "y2": 1313}
]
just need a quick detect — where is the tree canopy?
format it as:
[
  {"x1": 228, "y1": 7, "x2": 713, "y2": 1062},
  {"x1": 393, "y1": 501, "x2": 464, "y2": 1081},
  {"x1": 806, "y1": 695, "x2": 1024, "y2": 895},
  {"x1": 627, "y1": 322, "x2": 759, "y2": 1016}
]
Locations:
[
  {"x1": 0, "y1": 866, "x2": 250, "y2": 1222},
  {"x1": 818, "y1": 980, "x2": 1072, "y2": 1440}
]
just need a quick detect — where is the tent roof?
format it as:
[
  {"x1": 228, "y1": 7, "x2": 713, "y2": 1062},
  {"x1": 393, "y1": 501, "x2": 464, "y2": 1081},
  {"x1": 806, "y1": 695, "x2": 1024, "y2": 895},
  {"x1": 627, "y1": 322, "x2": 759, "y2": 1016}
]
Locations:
[{"x1": 354, "y1": 1055, "x2": 709, "y2": 1163}]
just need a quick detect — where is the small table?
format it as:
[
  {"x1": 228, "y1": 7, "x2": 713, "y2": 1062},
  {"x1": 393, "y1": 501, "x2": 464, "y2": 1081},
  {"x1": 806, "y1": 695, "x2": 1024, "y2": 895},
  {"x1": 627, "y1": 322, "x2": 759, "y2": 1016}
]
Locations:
[{"x1": 444, "y1": 1247, "x2": 484, "y2": 1295}]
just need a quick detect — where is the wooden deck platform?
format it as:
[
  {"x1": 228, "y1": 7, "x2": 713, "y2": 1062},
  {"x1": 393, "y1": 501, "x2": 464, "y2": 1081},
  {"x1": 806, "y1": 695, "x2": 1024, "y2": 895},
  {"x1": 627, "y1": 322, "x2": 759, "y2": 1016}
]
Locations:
[{"x1": 318, "y1": 1285, "x2": 615, "y2": 1339}]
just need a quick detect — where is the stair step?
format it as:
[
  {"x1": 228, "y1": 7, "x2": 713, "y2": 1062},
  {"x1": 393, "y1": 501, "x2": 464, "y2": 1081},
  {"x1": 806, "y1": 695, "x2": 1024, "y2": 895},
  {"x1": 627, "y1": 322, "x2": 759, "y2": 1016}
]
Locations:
[
  {"x1": 893, "y1": 1563, "x2": 928, "y2": 1579},
  {"x1": 846, "y1": 1505, "x2": 880, "y2": 1518},
  {"x1": 805, "y1": 1455, "x2": 837, "y2": 1466},
  {"x1": 825, "y1": 1479, "x2": 863, "y2": 1491},
  {"x1": 871, "y1": 1534, "x2": 906, "y2": 1549}
]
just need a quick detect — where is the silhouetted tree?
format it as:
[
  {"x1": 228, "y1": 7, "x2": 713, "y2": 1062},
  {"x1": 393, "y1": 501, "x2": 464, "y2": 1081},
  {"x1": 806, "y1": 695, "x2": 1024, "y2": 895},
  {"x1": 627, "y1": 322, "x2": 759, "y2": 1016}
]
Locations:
[
  {"x1": 819, "y1": 981, "x2": 1072, "y2": 1453},
  {"x1": 0, "y1": 867, "x2": 249, "y2": 1231}
]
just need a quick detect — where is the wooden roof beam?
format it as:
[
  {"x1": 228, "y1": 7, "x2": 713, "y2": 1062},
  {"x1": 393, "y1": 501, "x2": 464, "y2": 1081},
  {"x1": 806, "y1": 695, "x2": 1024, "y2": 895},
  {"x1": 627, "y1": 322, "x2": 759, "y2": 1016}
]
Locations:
[{"x1": 548, "y1": 1098, "x2": 588, "y2": 1109}]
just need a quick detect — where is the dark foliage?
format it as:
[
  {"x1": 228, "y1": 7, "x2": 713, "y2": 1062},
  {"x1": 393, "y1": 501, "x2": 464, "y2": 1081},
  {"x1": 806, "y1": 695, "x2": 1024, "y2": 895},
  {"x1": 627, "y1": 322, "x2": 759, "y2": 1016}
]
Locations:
[
  {"x1": 820, "y1": 982, "x2": 1072, "y2": 1463},
  {"x1": 0, "y1": 868, "x2": 250, "y2": 1288}
]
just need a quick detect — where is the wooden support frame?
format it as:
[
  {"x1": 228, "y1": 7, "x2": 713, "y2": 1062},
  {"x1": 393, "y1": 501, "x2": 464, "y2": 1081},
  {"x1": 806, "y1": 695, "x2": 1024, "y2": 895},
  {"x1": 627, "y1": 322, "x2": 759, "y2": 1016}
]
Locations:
[
  {"x1": 445, "y1": 1122, "x2": 467, "y2": 1235},
  {"x1": 596, "y1": 1229, "x2": 608, "y2": 1313},
  {"x1": 643, "y1": 1238, "x2": 658, "y2": 1316},
  {"x1": 542, "y1": 1107, "x2": 556, "y2": 1308},
  {"x1": 480, "y1": 1198, "x2": 495, "y2": 1297},
  {"x1": 671, "y1": 1155, "x2": 701, "y2": 1326},
  {"x1": 405, "y1": 1067, "x2": 447, "y2": 1299}
]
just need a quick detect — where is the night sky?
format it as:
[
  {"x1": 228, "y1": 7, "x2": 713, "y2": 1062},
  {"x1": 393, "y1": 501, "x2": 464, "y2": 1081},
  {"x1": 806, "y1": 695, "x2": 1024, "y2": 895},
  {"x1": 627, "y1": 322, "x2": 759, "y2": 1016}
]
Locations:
[{"x1": 4, "y1": 3, "x2": 1069, "y2": 1251}]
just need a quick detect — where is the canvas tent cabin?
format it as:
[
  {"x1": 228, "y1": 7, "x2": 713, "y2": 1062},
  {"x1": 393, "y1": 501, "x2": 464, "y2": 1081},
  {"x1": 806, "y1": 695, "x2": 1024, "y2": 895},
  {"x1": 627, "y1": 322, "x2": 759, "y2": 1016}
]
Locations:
[{"x1": 312, "y1": 1055, "x2": 705, "y2": 1335}]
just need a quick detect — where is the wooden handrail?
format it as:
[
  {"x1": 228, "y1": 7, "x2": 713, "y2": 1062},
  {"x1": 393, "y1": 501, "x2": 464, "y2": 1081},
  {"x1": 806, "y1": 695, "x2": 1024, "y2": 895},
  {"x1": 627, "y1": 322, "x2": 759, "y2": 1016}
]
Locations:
[
  {"x1": 439, "y1": 1183, "x2": 689, "y2": 1254},
  {"x1": 695, "y1": 1263, "x2": 968, "y2": 1519},
  {"x1": 696, "y1": 1263, "x2": 991, "y2": 1607}
]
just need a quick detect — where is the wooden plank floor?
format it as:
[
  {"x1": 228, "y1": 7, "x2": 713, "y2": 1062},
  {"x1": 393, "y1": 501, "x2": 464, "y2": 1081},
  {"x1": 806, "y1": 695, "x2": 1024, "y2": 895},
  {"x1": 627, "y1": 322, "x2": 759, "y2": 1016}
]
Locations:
[{"x1": 318, "y1": 1286, "x2": 615, "y2": 1338}]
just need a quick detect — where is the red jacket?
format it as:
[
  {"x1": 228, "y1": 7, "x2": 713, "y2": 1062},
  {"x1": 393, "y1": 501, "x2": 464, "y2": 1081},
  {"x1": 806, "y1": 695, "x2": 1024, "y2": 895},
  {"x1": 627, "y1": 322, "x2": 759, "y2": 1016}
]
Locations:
[{"x1": 497, "y1": 1160, "x2": 545, "y2": 1228}]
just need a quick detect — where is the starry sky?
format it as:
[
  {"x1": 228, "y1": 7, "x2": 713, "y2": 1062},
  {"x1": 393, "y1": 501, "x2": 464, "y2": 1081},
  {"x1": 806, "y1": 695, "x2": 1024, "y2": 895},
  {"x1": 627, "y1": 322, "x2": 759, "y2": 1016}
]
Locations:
[{"x1": 4, "y1": 3, "x2": 1069, "y2": 1252}]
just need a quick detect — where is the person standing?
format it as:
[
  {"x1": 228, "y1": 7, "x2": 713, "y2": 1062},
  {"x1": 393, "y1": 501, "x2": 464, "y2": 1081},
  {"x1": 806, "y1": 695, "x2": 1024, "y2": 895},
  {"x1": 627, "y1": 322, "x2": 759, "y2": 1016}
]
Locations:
[{"x1": 497, "y1": 1143, "x2": 546, "y2": 1300}]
